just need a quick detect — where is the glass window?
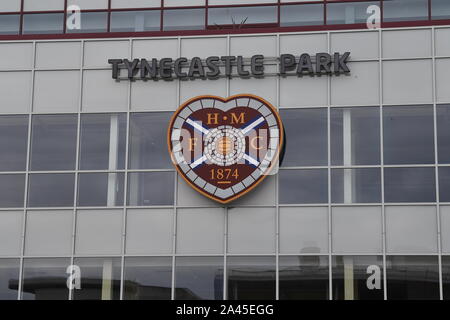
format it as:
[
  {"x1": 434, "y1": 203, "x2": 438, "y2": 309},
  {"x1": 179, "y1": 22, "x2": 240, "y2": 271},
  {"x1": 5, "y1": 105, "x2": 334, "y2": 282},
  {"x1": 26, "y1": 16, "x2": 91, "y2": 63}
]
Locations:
[
  {"x1": 383, "y1": 0, "x2": 429, "y2": 22},
  {"x1": 437, "y1": 105, "x2": 450, "y2": 164},
  {"x1": 280, "y1": 4, "x2": 323, "y2": 27},
  {"x1": 0, "y1": 259, "x2": 19, "y2": 300},
  {"x1": 23, "y1": 13, "x2": 64, "y2": 34},
  {"x1": 280, "y1": 109, "x2": 328, "y2": 167},
  {"x1": 279, "y1": 169, "x2": 328, "y2": 204},
  {"x1": 432, "y1": 0, "x2": 450, "y2": 20},
  {"x1": 0, "y1": 14, "x2": 20, "y2": 35},
  {"x1": 28, "y1": 173, "x2": 75, "y2": 207},
  {"x1": 0, "y1": 115, "x2": 28, "y2": 171},
  {"x1": 386, "y1": 256, "x2": 439, "y2": 300},
  {"x1": 327, "y1": 1, "x2": 379, "y2": 25},
  {"x1": 163, "y1": 8, "x2": 205, "y2": 31},
  {"x1": 127, "y1": 171, "x2": 174, "y2": 206},
  {"x1": 208, "y1": 6, "x2": 277, "y2": 26},
  {"x1": 129, "y1": 112, "x2": 173, "y2": 169},
  {"x1": 331, "y1": 168, "x2": 381, "y2": 203},
  {"x1": 442, "y1": 256, "x2": 450, "y2": 300},
  {"x1": 227, "y1": 256, "x2": 275, "y2": 300},
  {"x1": 66, "y1": 12, "x2": 108, "y2": 34},
  {"x1": 21, "y1": 258, "x2": 70, "y2": 300},
  {"x1": 73, "y1": 258, "x2": 121, "y2": 300},
  {"x1": 30, "y1": 114, "x2": 78, "y2": 171},
  {"x1": 0, "y1": 174, "x2": 25, "y2": 208},
  {"x1": 279, "y1": 256, "x2": 329, "y2": 300},
  {"x1": 331, "y1": 107, "x2": 380, "y2": 166},
  {"x1": 79, "y1": 114, "x2": 126, "y2": 170},
  {"x1": 384, "y1": 167, "x2": 436, "y2": 203},
  {"x1": 77, "y1": 173, "x2": 124, "y2": 207},
  {"x1": 383, "y1": 106, "x2": 434, "y2": 165},
  {"x1": 439, "y1": 167, "x2": 450, "y2": 202},
  {"x1": 175, "y1": 257, "x2": 224, "y2": 300},
  {"x1": 110, "y1": 10, "x2": 161, "y2": 32},
  {"x1": 123, "y1": 257, "x2": 172, "y2": 300},
  {"x1": 332, "y1": 256, "x2": 383, "y2": 300}
]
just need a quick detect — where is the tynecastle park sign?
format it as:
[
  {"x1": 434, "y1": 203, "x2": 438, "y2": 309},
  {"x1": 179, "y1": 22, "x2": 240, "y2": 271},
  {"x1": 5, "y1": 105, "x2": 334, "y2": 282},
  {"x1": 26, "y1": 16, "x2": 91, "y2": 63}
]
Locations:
[{"x1": 108, "y1": 52, "x2": 351, "y2": 81}]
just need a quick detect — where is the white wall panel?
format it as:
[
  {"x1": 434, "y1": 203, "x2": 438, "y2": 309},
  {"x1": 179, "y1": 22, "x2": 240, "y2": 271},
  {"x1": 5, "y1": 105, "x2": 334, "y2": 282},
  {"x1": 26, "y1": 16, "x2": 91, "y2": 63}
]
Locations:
[
  {"x1": 68, "y1": 0, "x2": 108, "y2": 10},
  {"x1": 435, "y1": 28, "x2": 450, "y2": 56},
  {"x1": 181, "y1": 37, "x2": 227, "y2": 58},
  {"x1": 436, "y1": 58, "x2": 450, "y2": 103},
  {"x1": 210, "y1": 0, "x2": 276, "y2": 4},
  {"x1": 330, "y1": 31, "x2": 379, "y2": 60},
  {"x1": 36, "y1": 42, "x2": 81, "y2": 69},
  {"x1": 0, "y1": 71, "x2": 31, "y2": 114},
  {"x1": 84, "y1": 40, "x2": 130, "y2": 68},
  {"x1": 383, "y1": 29, "x2": 431, "y2": 58},
  {"x1": 230, "y1": 77, "x2": 277, "y2": 106},
  {"x1": 24, "y1": 0, "x2": 64, "y2": 11},
  {"x1": 111, "y1": 0, "x2": 161, "y2": 8},
  {"x1": 280, "y1": 76, "x2": 327, "y2": 108},
  {"x1": 440, "y1": 206, "x2": 450, "y2": 253},
  {"x1": 231, "y1": 174, "x2": 276, "y2": 206},
  {"x1": 133, "y1": 39, "x2": 178, "y2": 60},
  {"x1": 131, "y1": 79, "x2": 178, "y2": 111},
  {"x1": 0, "y1": 43, "x2": 33, "y2": 69},
  {"x1": 180, "y1": 78, "x2": 227, "y2": 102},
  {"x1": 0, "y1": 211, "x2": 22, "y2": 256},
  {"x1": 0, "y1": 0, "x2": 21, "y2": 12},
  {"x1": 280, "y1": 33, "x2": 327, "y2": 55},
  {"x1": 230, "y1": 36, "x2": 277, "y2": 57},
  {"x1": 165, "y1": 0, "x2": 205, "y2": 6}
]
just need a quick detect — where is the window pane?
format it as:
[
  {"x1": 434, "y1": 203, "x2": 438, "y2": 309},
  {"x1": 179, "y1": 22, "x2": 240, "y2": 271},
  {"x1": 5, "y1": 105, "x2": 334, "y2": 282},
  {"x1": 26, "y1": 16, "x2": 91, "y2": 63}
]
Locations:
[
  {"x1": 23, "y1": 13, "x2": 64, "y2": 34},
  {"x1": 0, "y1": 174, "x2": 25, "y2": 208},
  {"x1": 79, "y1": 114, "x2": 126, "y2": 170},
  {"x1": 123, "y1": 257, "x2": 172, "y2": 300},
  {"x1": 227, "y1": 256, "x2": 275, "y2": 300},
  {"x1": 127, "y1": 171, "x2": 174, "y2": 206},
  {"x1": 28, "y1": 173, "x2": 75, "y2": 207},
  {"x1": 384, "y1": 167, "x2": 436, "y2": 203},
  {"x1": 383, "y1": 0, "x2": 429, "y2": 22},
  {"x1": 0, "y1": 259, "x2": 19, "y2": 300},
  {"x1": 129, "y1": 112, "x2": 173, "y2": 169},
  {"x1": 208, "y1": 6, "x2": 277, "y2": 26},
  {"x1": 163, "y1": 9, "x2": 205, "y2": 31},
  {"x1": 279, "y1": 256, "x2": 329, "y2": 300},
  {"x1": 432, "y1": 0, "x2": 450, "y2": 20},
  {"x1": 73, "y1": 258, "x2": 121, "y2": 300},
  {"x1": 0, "y1": 14, "x2": 20, "y2": 35},
  {"x1": 383, "y1": 106, "x2": 434, "y2": 165},
  {"x1": 111, "y1": 10, "x2": 161, "y2": 32},
  {"x1": 332, "y1": 256, "x2": 383, "y2": 300},
  {"x1": 175, "y1": 257, "x2": 224, "y2": 300},
  {"x1": 0, "y1": 115, "x2": 28, "y2": 171},
  {"x1": 279, "y1": 169, "x2": 328, "y2": 204},
  {"x1": 280, "y1": 4, "x2": 324, "y2": 27},
  {"x1": 30, "y1": 114, "x2": 78, "y2": 171},
  {"x1": 386, "y1": 256, "x2": 439, "y2": 300},
  {"x1": 280, "y1": 109, "x2": 328, "y2": 167},
  {"x1": 331, "y1": 168, "x2": 381, "y2": 203},
  {"x1": 439, "y1": 167, "x2": 450, "y2": 202},
  {"x1": 77, "y1": 173, "x2": 124, "y2": 207},
  {"x1": 67, "y1": 12, "x2": 108, "y2": 33},
  {"x1": 21, "y1": 258, "x2": 70, "y2": 300},
  {"x1": 437, "y1": 104, "x2": 450, "y2": 163},
  {"x1": 327, "y1": 1, "x2": 379, "y2": 25},
  {"x1": 331, "y1": 107, "x2": 380, "y2": 165},
  {"x1": 442, "y1": 256, "x2": 450, "y2": 300}
]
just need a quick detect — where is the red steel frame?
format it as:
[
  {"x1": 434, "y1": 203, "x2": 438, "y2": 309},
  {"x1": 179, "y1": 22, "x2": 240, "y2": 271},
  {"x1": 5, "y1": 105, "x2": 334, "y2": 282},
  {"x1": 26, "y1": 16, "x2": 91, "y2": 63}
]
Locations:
[{"x1": 0, "y1": 0, "x2": 448, "y2": 40}]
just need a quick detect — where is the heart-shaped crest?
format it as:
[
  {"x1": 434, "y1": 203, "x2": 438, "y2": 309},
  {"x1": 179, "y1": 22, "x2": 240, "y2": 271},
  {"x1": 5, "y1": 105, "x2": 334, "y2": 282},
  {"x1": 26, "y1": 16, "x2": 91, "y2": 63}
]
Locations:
[{"x1": 167, "y1": 94, "x2": 284, "y2": 204}]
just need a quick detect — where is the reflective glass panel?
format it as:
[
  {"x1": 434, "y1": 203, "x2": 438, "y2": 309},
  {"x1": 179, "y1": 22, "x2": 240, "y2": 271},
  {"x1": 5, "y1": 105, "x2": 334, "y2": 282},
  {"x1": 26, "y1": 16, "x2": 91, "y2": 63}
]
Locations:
[
  {"x1": 386, "y1": 256, "x2": 439, "y2": 300},
  {"x1": 111, "y1": 10, "x2": 161, "y2": 32},
  {"x1": 432, "y1": 0, "x2": 450, "y2": 19},
  {"x1": 437, "y1": 105, "x2": 450, "y2": 163},
  {"x1": 123, "y1": 257, "x2": 172, "y2": 300},
  {"x1": 331, "y1": 107, "x2": 380, "y2": 165},
  {"x1": 79, "y1": 113, "x2": 126, "y2": 170},
  {"x1": 0, "y1": 259, "x2": 20, "y2": 300},
  {"x1": 73, "y1": 258, "x2": 121, "y2": 300},
  {"x1": 77, "y1": 173, "x2": 124, "y2": 207},
  {"x1": 28, "y1": 173, "x2": 75, "y2": 207},
  {"x1": 332, "y1": 256, "x2": 383, "y2": 300},
  {"x1": 163, "y1": 9, "x2": 205, "y2": 31},
  {"x1": 280, "y1": 109, "x2": 328, "y2": 167},
  {"x1": 30, "y1": 114, "x2": 78, "y2": 171},
  {"x1": 327, "y1": 1, "x2": 379, "y2": 24},
  {"x1": 279, "y1": 169, "x2": 328, "y2": 204},
  {"x1": 0, "y1": 14, "x2": 20, "y2": 35},
  {"x1": 67, "y1": 12, "x2": 108, "y2": 33},
  {"x1": 208, "y1": 6, "x2": 277, "y2": 26},
  {"x1": 331, "y1": 168, "x2": 381, "y2": 203},
  {"x1": 280, "y1": 4, "x2": 324, "y2": 27},
  {"x1": 21, "y1": 258, "x2": 70, "y2": 300},
  {"x1": 0, "y1": 115, "x2": 28, "y2": 171},
  {"x1": 383, "y1": 0, "x2": 429, "y2": 22},
  {"x1": 175, "y1": 257, "x2": 224, "y2": 300},
  {"x1": 23, "y1": 13, "x2": 64, "y2": 34},
  {"x1": 383, "y1": 106, "x2": 434, "y2": 165},
  {"x1": 227, "y1": 256, "x2": 275, "y2": 300},
  {"x1": 127, "y1": 171, "x2": 174, "y2": 206},
  {"x1": 0, "y1": 174, "x2": 25, "y2": 208},
  {"x1": 439, "y1": 167, "x2": 450, "y2": 202},
  {"x1": 279, "y1": 256, "x2": 329, "y2": 300},
  {"x1": 129, "y1": 112, "x2": 173, "y2": 169},
  {"x1": 384, "y1": 167, "x2": 436, "y2": 203}
]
